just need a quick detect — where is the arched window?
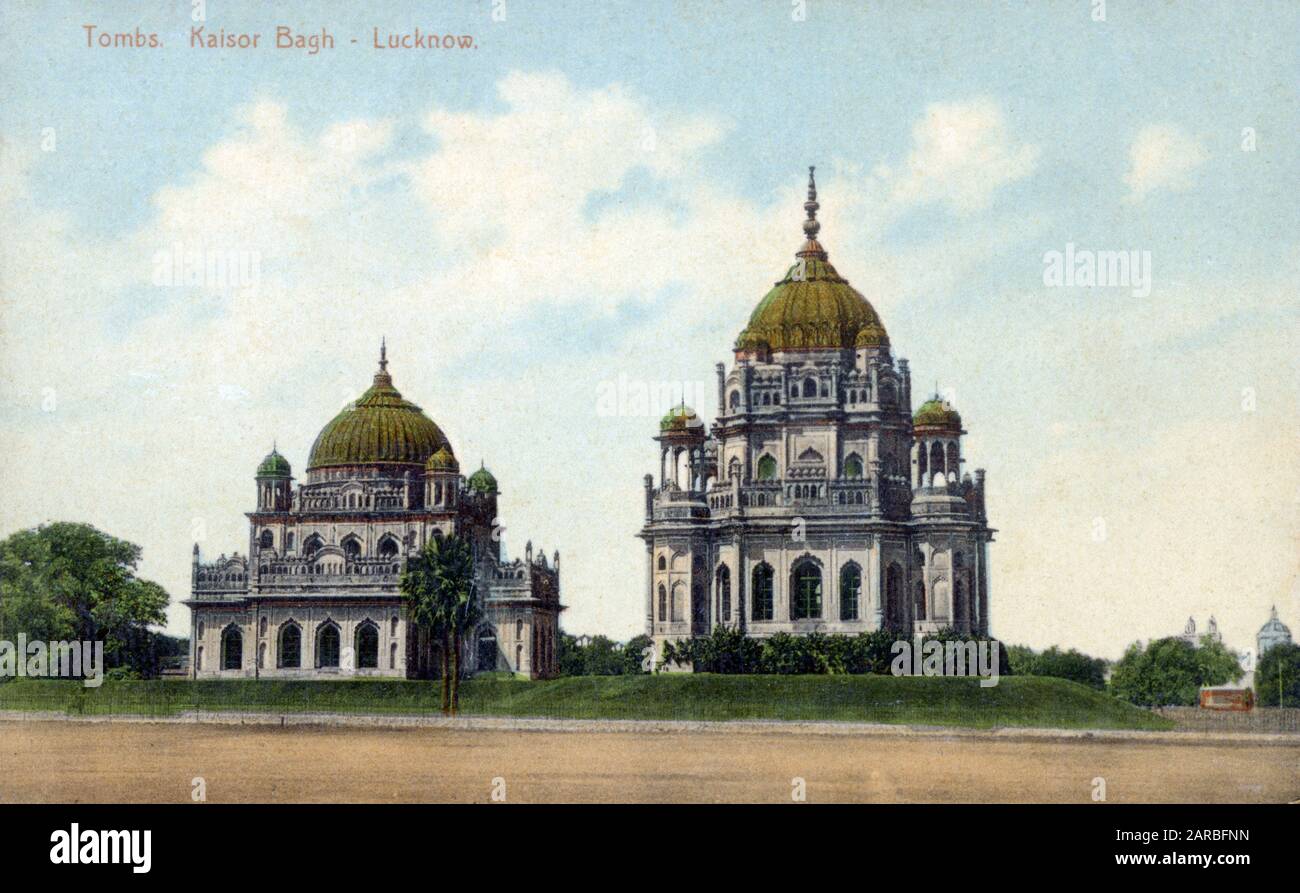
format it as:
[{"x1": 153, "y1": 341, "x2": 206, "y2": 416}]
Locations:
[
  {"x1": 196, "y1": 646, "x2": 204, "y2": 671},
  {"x1": 946, "y1": 442, "x2": 960, "y2": 481},
  {"x1": 929, "y1": 441, "x2": 945, "y2": 481},
  {"x1": 258, "y1": 529, "x2": 273, "y2": 549},
  {"x1": 278, "y1": 622, "x2": 302, "y2": 668},
  {"x1": 377, "y1": 535, "x2": 400, "y2": 559},
  {"x1": 258, "y1": 642, "x2": 267, "y2": 669},
  {"x1": 286, "y1": 532, "x2": 295, "y2": 551},
  {"x1": 390, "y1": 615, "x2": 399, "y2": 636},
  {"x1": 729, "y1": 390, "x2": 740, "y2": 411},
  {"x1": 791, "y1": 561, "x2": 822, "y2": 620},
  {"x1": 390, "y1": 642, "x2": 399, "y2": 670},
  {"x1": 670, "y1": 582, "x2": 684, "y2": 622},
  {"x1": 752, "y1": 563, "x2": 775, "y2": 621},
  {"x1": 885, "y1": 564, "x2": 903, "y2": 630},
  {"x1": 355, "y1": 621, "x2": 379, "y2": 669},
  {"x1": 197, "y1": 620, "x2": 205, "y2": 638},
  {"x1": 221, "y1": 625, "x2": 242, "y2": 671},
  {"x1": 341, "y1": 536, "x2": 362, "y2": 560},
  {"x1": 716, "y1": 565, "x2": 731, "y2": 623},
  {"x1": 259, "y1": 616, "x2": 268, "y2": 637},
  {"x1": 316, "y1": 622, "x2": 341, "y2": 668},
  {"x1": 843, "y1": 454, "x2": 864, "y2": 479},
  {"x1": 840, "y1": 563, "x2": 861, "y2": 621},
  {"x1": 657, "y1": 554, "x2": 667, "y2": 571},
  {"x1": 756, "y1": 454, "x2": 777, "y2": 482},
  {"x1": 728, "y1": 457, "x2": 741, "y2": 480},
  {"x1": 302, "y1": 534, "x2": 323, "y2": 558},
  {"x1": 914, "y1": 582, "x2": 927, "y2": 621},
  {"x1": 802, "y1": 377, "x2": 818, "y2": 398},
  {"x1": 516, "y1": 619, "x2": 523, "y2": 639},
  {"x1": 953, "y1": 579, "x2": 966, "y2": 625},
  {"x1": 658, "y1": 584, "x2": 667, "y2": 622}
]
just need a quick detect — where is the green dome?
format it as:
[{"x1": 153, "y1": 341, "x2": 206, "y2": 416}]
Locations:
[
  {"x1": 307, "y1": 352, "x2": 451, "y2": 471},
  {"x1": 735, "y1": 168, "x2": 888, "y2": 352},
  {"x1": 854, "y1": 320, "x2": 890, "y2": 348},
  {"x1": 425, "y1": 446, "x2": 459, "y2": 473},
  {"x1": 913, "y1": 397, "x2": 962, "y2": 430},
  {"x1": 467, "y1": 464, "x2": 497, "y2": 494},
  {"x1": 660, "y1": 404, "x2": 703, "y2": 432},
  {"x1": 256, "y1": 449, "x2": 291, "y2": 478}
]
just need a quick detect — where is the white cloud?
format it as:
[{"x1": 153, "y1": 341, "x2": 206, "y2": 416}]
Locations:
[
  {"x1": 882, "y1": 97, "x2": 1040, "y2": 214},
  {"x1": 1123, "y1": 124, "x2": 1209, "y2": 202},
  {"x1": 3, "y1": 77, "x2": 1289, "y2": 659}
]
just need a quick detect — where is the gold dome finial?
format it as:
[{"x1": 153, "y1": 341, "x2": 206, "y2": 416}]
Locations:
[
  {"x1": 797, "y1": 166, "x2": 827, "y2": 260},
  {"x1": 803, "y1": 165, "x2": 820, "y2": 241}
]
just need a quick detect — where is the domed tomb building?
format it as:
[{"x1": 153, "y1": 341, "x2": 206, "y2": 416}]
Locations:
[
  {"x1": 186, "y1": 345, "x2": 562, "y2": 679},
  {"x1": 639, "y1": 169, "x2": 994, "y2": 661}
]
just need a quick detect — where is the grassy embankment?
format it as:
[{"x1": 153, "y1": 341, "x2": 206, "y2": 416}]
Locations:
[{"x1": 0, "y1": 674, "x2": 1172, "y2": 730}]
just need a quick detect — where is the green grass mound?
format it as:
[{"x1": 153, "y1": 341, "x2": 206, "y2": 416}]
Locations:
[{"x1": 0, "y1": 675, "x2": 1170, "y2": 731}]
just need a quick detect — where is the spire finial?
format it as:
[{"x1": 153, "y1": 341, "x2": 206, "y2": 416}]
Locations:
[
  {"x1": 379, "y1": 337, "x2": 388, "y2": 373},
  {"x1": 803, "y1": 165, "x2": 820, "y2": 242}
]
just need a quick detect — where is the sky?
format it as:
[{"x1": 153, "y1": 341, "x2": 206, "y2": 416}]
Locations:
[{"x1": 0, "y1": 0, "x2": 1296, "y2": 662}]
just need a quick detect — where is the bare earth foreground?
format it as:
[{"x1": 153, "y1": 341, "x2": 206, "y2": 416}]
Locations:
[{"x1": 2, "y1": 720, "x2": 1298, "y2": 803}]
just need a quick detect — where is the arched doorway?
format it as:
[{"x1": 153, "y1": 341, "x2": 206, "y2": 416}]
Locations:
[
  {"x1": 316, "y1": 622, "x2": 341, "y2": 668},
  {"x1": 790, "y1": 561, "x2": 823, "y2": 620},
  {"x1": 477, "y1": 627, "x2": 498, "y2": 672},
  {"x1": 221, "y1": 625, "x2": 242, "y2": 671},
  {"x1": 278, "y1": 622, "x2": 301, "y2": 668},
  {"x1": 355, "y1": 621, "x2": 379, "y2": 669}
]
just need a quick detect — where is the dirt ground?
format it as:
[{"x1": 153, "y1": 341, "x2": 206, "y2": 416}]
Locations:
[{"x1": 2, "y1": 720, "x2": 1297, "y2": 803}]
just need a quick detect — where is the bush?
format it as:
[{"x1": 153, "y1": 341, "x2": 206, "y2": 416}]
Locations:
[
  {"x1": 661, "y1": 627, "x2": 1006, "y2": 677},
  {"x1": 1006, "y1": 644, "x2": 1105, "y2": 690}
]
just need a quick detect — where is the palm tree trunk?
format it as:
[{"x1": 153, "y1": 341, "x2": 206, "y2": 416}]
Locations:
[
  {"x1": 440, "y1": 632, "x2": 451, "y2": 714},
  {"x1": 450, "y1": 628, "x2": 462, "y2": 715}
]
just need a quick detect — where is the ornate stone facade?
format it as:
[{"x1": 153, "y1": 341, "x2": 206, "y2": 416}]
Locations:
[
  {"x1": 639, "y1": 170, "x2": 994, "y2": 662},
  {"x1": 186, "y1": 345, "x2": 563, "y2": 679}
]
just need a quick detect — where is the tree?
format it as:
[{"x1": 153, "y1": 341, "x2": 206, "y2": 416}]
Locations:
[
  {"x1": 1007, "y1": 644, "x2": 1106, "y2": 689},
  {"x1": 0, "y1": 523, "x2": 169, "y2": 674},
  {"x1": 1109, "y1": 636, "x2": 1242, "y2": 707},
  {"x1": 1255, "y1": 643, "x2": 1300, "y2": 708},
  {"x1": 401, "y1": 534, "x2": 476, "y2": 714},
  {"x1": 623, "y1": 634, "x2": 653, "y2": 674}
]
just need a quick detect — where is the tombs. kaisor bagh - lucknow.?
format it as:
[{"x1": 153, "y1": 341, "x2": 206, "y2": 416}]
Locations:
[{"x1": 186, "y1": 169, "x2": 993, "y2": 678}]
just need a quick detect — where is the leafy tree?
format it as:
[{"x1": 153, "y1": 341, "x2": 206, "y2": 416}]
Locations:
[
  {"x1": 1193, "y1": 635, "x2": 1244, "y2": 689},
  {"x1": 1006, "y1": 644, "x2": 1105, "y2": 689},
  {"x1": 0, "y1": 523, "x2": 169, "y2": 674},
  {"x1": 623, "y1": 634, "x2": 653, "y2": 674},
  {"x1": 1255, "y1": 643, "x2": 1300, "y2": 708},
  {"x1": 1109, "y1": 636, "x2": 1242, "y2": 707},
  {"x1": 401, "y1": 534, "x2": 476, "y2": 714},
  {"x1": 556, "y1": 632, "x2": 586, "y2": 677}
]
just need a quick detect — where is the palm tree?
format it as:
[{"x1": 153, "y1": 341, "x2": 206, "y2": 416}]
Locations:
[
  {"x1": 400, "y1": 534, "x2": 475, "y2": 714},
  {"x1": 449, "y1": 580, "x2": 483, "y2": 715}
]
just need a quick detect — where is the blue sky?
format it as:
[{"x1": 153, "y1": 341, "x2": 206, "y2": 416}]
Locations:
[{"x1": 1, "y1": 0, "x2": 1296, "y2": 659}]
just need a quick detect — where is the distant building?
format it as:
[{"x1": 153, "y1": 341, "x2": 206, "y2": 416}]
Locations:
[
  {"x1": 1180, "y1": 615, "x2": 1221, "y2": 647},
  {"x1": 1257, "y1": 606, "x2": 1293, "y2": 658}
]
